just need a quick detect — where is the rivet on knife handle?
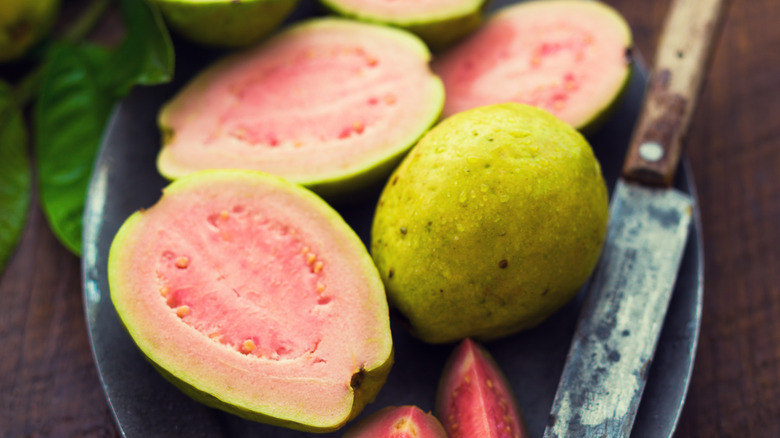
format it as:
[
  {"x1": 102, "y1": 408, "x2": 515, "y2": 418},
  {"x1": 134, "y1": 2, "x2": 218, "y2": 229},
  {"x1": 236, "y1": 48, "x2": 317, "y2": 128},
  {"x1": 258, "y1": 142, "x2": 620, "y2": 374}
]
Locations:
[{"x1": 622, "y1": 0, "x2": 726, "y2": 187}]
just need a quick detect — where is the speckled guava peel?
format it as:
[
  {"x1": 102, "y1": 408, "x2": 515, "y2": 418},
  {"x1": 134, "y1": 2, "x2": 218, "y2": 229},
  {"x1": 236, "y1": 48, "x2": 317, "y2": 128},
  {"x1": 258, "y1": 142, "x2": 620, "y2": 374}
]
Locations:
[
  {"x1": 108, "y1": 169, "x2": 393, "y2": 432},
  {"x1": 432, "y1": 0, "x2": 633, "y2": 134},
  {"x1": 319, "y1": 0, "x2": 488, "y2": 50},
  {"x1": 156, "y1": 18, "x2": 444, "y2": 202},
  {"x1": 149, "y1": 0, "x2": 299, "y2": 47},
  {"x1": 370, "y1": 103, "x2": 609, "y2": 344}
]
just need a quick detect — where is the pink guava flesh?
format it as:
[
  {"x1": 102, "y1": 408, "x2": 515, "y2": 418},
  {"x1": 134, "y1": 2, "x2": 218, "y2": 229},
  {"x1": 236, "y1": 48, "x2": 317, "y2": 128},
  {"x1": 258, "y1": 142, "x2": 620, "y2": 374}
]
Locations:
[
  {"x1": 108, "y1": 170, "x2": 392, "y2": 430},
  {"x1": 158, "y1": 18, "x2": 443, "y2": 191},
  {"x1": 436, "y1": 339, "x2": 528, "y2": 438},
  {"x1": 344, "y1": 405, "x2": 448, "y2": 438},
  {"x1": 432, "y1": 0, "x2": 631, "y2": 129}
]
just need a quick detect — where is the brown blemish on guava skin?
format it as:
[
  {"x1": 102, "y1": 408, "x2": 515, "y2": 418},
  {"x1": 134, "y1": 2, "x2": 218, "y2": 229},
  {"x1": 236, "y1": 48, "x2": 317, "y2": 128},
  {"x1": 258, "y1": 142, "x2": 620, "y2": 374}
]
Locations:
[
  {"x1": 350, "y1": 367, "x2": 366, "y2": 389},
  {"x1": 400, "y1": 226, "x2": 407, "y2": 235},
  {"x1": 498, "y1": 259, "x2": 508, "y2": 269},
  {"x1": 388, "y1": 268, "x2": 394, "y2": 279}
]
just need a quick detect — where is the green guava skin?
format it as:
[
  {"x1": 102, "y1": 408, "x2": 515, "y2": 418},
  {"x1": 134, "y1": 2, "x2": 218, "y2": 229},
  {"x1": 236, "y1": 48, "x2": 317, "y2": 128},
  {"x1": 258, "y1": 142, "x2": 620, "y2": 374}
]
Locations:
[
  {"x1": 148, "y1": 353, "x2": 394, "y2": 432},
  {"x1": 371, "y1": 103, "x2": 609, "y2": 344},
  {"x1": 151, "y1": 0, "x2": 299, "y2": 47},
  {"x1": 319, "y1": 0, "x2": 487, "y2": 51},
  {"x1": 0, "y1": 0, "x2": 59, "y2": 62}
]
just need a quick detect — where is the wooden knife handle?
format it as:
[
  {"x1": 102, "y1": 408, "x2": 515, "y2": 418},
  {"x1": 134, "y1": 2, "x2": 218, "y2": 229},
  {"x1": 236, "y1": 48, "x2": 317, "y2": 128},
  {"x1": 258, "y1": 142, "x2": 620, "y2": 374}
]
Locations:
[{"x1": 622, "y1": 0, "x2": 726, "y2": 186}]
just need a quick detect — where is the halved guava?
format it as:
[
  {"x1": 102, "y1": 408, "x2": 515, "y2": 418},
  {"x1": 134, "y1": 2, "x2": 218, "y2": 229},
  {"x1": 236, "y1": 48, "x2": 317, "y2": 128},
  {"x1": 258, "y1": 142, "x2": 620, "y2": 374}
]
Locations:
[
  {"x1": 157, "y1": 18, "x2": 444, "y2": 200},
  {"x1": 150, "y1": 0, "x2": 299, "y2": 47},
  {"x1": 436, "y1": 339, "x2": 529, "y2": 438},
  {"x1": 318, "y1": 0, "x2": 488, "y2": 50},
  {"x1": 432, "y1": 0, "x2": 633, "y2": 132},
  {"x1": 108, "y1": 169, "x2": 393, "y2": 432},
  {"x1": 344, "y1": 405, "x2": 448, "y2": 437}
]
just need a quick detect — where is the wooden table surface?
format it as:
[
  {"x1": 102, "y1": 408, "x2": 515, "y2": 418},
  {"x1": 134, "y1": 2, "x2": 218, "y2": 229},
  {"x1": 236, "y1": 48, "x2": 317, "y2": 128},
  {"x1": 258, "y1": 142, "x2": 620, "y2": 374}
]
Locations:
[{"x1": 1, "y1": 0, "x2": 777, "y2": 436}]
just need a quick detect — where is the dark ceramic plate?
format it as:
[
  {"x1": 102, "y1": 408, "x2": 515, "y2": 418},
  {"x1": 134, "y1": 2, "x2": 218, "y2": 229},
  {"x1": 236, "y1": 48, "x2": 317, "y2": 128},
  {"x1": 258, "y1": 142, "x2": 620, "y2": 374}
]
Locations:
[{"x1": 81, "y1": 2, "x2": 703, "y2": 437}]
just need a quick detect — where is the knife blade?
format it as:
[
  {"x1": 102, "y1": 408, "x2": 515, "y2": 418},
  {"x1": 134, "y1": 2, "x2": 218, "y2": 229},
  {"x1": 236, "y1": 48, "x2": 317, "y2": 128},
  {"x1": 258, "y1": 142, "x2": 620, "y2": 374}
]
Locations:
[{"x1": 543, "y1": 0, "x2": 726, "y2": 436}]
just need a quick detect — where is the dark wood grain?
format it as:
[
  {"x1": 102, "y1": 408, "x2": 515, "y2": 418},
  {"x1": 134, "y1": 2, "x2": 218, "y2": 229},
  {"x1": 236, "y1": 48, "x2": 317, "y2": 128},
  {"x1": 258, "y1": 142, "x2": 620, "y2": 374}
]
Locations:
[{"x1": 1, "y1": 0, "x2": 778, "y2": 437}]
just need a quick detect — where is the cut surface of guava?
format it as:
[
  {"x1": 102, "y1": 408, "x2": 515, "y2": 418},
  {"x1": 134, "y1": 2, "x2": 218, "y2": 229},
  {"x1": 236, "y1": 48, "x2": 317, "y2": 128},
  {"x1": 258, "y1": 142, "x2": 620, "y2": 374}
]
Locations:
[
  {"x1": 344, "y1": 405, "x2": 448, "y2": 437},
  {"x1": 319, "y1": 0, "x2": 487, "y2": 50},
  {"x1": 151, "y1": 0, "x2": 299, "y2": 47},
  {"x1": 108, "y1": 170, "x2": 393, "y2": 432},
  {"x1": 432, "y1": 0, "x2": 632, "y2": 131},
  {"x1": 436, "y1": 339, "x2": 528, "y2": 438},
  {"x1": 157, "y1": 18, "x2": 444, "y2": 199}
]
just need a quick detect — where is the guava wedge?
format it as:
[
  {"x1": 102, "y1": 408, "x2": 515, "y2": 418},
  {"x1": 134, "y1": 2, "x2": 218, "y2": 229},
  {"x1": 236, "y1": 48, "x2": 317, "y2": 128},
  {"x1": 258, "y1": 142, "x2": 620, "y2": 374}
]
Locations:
[
  {"x1": 108, "y1": 169, "x2": 393, "y2": 432},
  {"x1": 432, "y1": 0, "x2": 633, "y2": 132},
  {"x1": 157, "y1": 18, "x2": 444, "y2": 200},
  {"x1": 343, "y1": 405, "x2": 448, "y2": 437},
  {"x1": 436, "y1": 339, "x2": 529, "y2": 438},
  {"x1": 371, "y1": 103, "x2": 609, "y2": 343},
  {"x1": 319, "y1": 0, "x2": 488, "y2": 50},
  {"x1": 149, "y1": 0, "x2": 298, "y2": 47}
]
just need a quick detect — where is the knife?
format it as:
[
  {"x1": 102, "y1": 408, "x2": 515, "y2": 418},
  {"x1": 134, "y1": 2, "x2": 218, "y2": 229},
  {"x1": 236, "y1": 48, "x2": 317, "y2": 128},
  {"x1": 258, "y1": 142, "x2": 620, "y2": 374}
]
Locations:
[{"x1": 543, "y1": 0, "x2": 725, "y2": 436}]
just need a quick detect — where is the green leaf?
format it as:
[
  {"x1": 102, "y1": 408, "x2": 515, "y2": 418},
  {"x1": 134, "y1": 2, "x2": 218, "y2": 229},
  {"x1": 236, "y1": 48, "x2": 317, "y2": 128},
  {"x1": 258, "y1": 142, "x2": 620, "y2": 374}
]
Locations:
[
  {"x1": 35, "y1": 43, "x2": 114, "y2": 255},
  {"x1": 104, "y1": 0, "x2": 174, "y2": 96},
  {"x1": 33, "y1": 1, "x2": 174, "y2": 256},
  {"x1": 0, "y1": 81, "x2": 32, "y2": 271}
]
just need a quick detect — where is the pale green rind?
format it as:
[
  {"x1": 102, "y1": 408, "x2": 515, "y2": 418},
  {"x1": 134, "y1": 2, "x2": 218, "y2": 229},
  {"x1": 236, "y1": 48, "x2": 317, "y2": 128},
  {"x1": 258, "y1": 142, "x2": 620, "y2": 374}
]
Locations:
[
  {"x1": 371, "y1": 103, "x2": 609, "y2": 344},
  {"x1": 319, "y1": 0, "x2": 487, "y2": 50},
  {"x1": 150, "y1": 0, "x2": 298, "y2": 47},
  {"x1": 109, "y1": 169, "x2": 394, "y2": 431}
]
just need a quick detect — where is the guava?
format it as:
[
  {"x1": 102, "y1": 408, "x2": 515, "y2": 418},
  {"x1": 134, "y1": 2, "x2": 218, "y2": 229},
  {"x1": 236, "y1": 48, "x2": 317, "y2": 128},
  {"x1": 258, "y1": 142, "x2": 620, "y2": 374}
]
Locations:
[
  {"x1": 149, "y1": 0, "x2": 298, "y2": 47},
  {"x1": 108, "y1": 169, "x2": 394, "y2": 432},
  {"x1": 370, "y1": 103, "x2": 609, "y2": 344},
  {"x1": 0, "y1": 0, "x2": 59, "y2": 62},
  {"x1": 436, "y1": 339, "x2": 529, "y2": 438},
  {"x1": 436, "y1": 338, "x2": 529, "y2": 438},
  {"x1": 318, "y1": 0, "x2": 488, "y2": 51},
  {"x1": 343, "y1": 405, "x2": 448, "y2": 437},
  {"x1": 432, "y1": 0, "x2": 633, "y2": 133},
  {"x1": 157, "y1": 18, "x2": 444, "y2": 201}
]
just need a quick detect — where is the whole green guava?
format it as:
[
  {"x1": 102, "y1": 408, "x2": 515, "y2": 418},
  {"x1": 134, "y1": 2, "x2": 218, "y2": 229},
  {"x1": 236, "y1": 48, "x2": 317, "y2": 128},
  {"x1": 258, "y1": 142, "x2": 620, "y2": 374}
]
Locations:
[
  {"x1": 0, "y1": 0, "x2": 59, "y2": 62},
  {"x1": 371, "y1": 103, "x2": 609, "y2": 344}
]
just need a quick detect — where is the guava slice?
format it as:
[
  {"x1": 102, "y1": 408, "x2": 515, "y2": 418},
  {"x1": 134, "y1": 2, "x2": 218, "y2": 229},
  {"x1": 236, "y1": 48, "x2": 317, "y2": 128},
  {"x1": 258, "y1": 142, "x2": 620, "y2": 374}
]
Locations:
[
  {"x1": 343, "y1": 405, "x2": 448, "y2": 437},
  {"x1": 432, "y1": 0, "x2": 633, "y2": 132},
  {"x1": 150, "y1": 0, "x2": 299, "y2": 47},
  {"x1": 436, "y1": 339, "x2": 529, "y2": 438},
  {"x1": 108, "y1": 169, "x2": 393, "y2": 432},
  {"x1": 318, "y1": 0, "x2": 488, "y2": 50},
  {"x1": 157, "y1": 18, "x2": 444, "y2": 200}
]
